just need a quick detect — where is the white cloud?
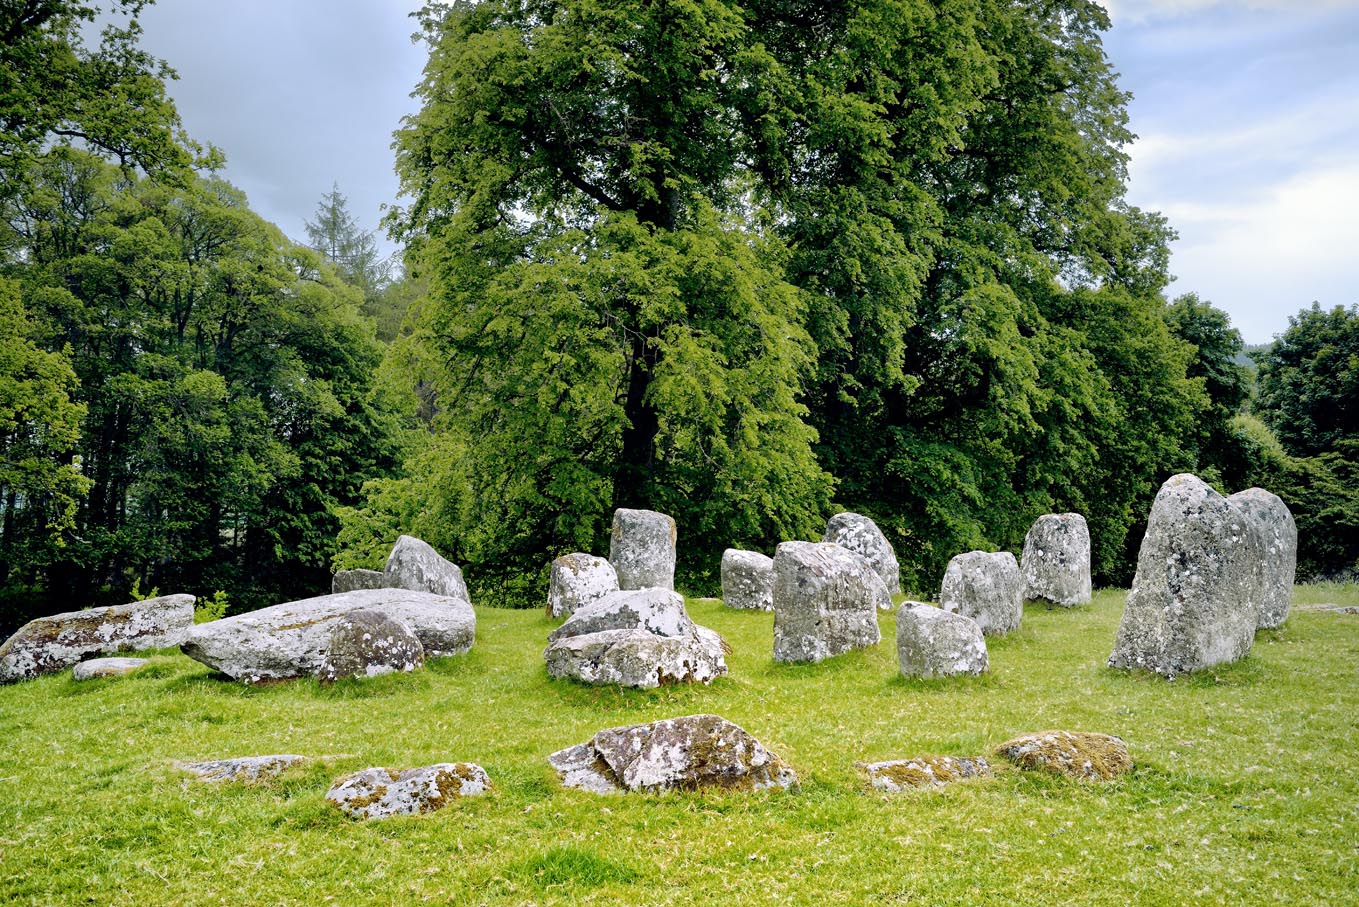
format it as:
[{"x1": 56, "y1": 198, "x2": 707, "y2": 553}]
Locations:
[{"x1": 1098, "y1": 0, "x2": 1359, "y2": 25}]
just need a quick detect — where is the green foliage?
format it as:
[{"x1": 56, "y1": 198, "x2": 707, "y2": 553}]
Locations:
[
  {"x1": 1255, "y1": 303, "x2": 1359, "y2": 459},
  {"x1": 194, "y1": 589, "x2": 228, "y2": 623}
]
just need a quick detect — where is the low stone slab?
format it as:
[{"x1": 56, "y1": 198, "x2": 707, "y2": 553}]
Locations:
[
  {"x1": 863, "y1": 756, "x2": 992, "y2": 791},
  {"x1": 332, "y1": 568, "x2": 385, "y2": 594},
  {"x1": 1109, "y1": 474, "x2": 1260, "y2": 676},
  {"x1": 317, "y1": 609, "x2": 424, "y2": 682},
  {"x1": 996, "y1": 731, "x2": 1132, "y2": 781},
  {"x1": 384, "y1": 535, "x2": 471, "y2": 603},
  {"x1": 823, "y1": 512, "x2": 902, "y2": 598},
  {"x1": 548, "y1": 714, "x2": 796, "y2": 794},
  {"x1": 721, "y1": 549, "x2": 774, "y2": 611},
  {"x1": 940, "y1": 551, "x2": 1024, "y2": 636},
  {"x1": 548, "y1": 588, "x2": 694, "y2": 644},
  {"x1": 896, "y1": 602, "x2": 987, "y2": 678},
  {"x1": 1020, "y1": 513, "x2": 1092, "y2": 607},
  {"x1": 609, "y1": 508, "x2": 677, "y2": 591},
  {"x1": 544, "y1": 627, "x2": 727, "y2": 688},
  {"x1": 177, "y1": 755, "x2": 307, "y2": 783},
  {"x1": 547, "y1": 553, "x2": 619, "y2": 619},
  {"x1": 72, "y1": 657, "x2": 148, "y2": 681},
  {"x1": 0, "y1": 594, "x2": 195, "y2": 683},
  {"x1": 180, "y1": 588, "x2": 473, "y2": 684},
  {"x1": 326, "y1": 763, "x2": 490, "y2": 819},
  {"x1": 1228, "y1": 487, "x2": 1297, "y2": 629},
  {"x1": 772, "y1": 541, "x2": 885, "y2": 663}
]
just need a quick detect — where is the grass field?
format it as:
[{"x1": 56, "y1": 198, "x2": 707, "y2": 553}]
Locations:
[{"x1": 2, "y1": 585, "x2": 1357, "y2": 906}]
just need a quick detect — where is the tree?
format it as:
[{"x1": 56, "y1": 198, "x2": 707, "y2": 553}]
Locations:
[
  {"x1": 304, "y1": 182, "x2": 389, "y2": 294},
  {"x1": 1255, "y1": 303, "x2": 1359, "y2": 459}
]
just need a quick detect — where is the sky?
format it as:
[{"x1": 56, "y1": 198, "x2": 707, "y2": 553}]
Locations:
[{"x1": 121, "y1": 0, "x2": 1359, "y2": 344}]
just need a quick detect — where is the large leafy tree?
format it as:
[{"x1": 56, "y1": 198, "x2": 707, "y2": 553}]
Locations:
[{"x1": 1255, "y1": 303, "x2": 1359, "y2": 459}]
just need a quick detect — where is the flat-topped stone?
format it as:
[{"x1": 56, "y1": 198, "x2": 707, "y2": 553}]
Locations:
[
  {"x1": 544, "y1": 626, "x2": 727, "y2": 688},
  {"x1": 384, "y1": 535, "x2": 470, "y2": 603},
  {"x1": 331, "y1": 568, "x2": 385, "y2": 594},
  {"x1": 1020, "y1": 513, "x2": 1092, "y2": 607},
  {"x1": 548, "y1": 588, "x2": 693, "y2": 643},
  {"x1": 996, "y1": 731, "x2": 1132, "y2": 781},
  {"x1": 895, "y1": 602, "x2": 987, "y2": 678},
  {"x1": 823, "y1": 512, "x2": 901, "y2": 598},
  {"x1": 547, "y1": 553, "x2": 619, "y2": 619},
  {"x1": 177, "y1": 755, "x2": 307, "y2": 783},
  {"x1": 609, "y1": 508, "x2": 677, "y2": 590},
  {"x1": 0, "y1": 594, "x2": 194, "y2": 683},
  {"x1": 863, "y1": 756, "x2": 992, "y2": 791},
  {"x1": 327, "y1": 763, "x2": 490, "y2": 819},
  {"x1": 772, "y1": 541, "x2": 885, "y2": 663},
  {"x1": 720, "y1": 549, "x2": 774, "y2": 611},
  {"x1": 939, "y1": 551, "x2": 1023, "y2": 636},
  {"x1": 72, "y1": 657, "x2": 148, "y2": 681}
]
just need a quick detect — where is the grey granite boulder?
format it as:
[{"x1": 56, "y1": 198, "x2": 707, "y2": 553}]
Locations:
[
  {"x1": 384, "y1": 535, "x2": 470, "y2": 603},
  {"x1": 895, "y1": 602, "x2": 988, "y2": 678},
  {"x1": 823, "y1": 512, "x2": 901, "y2": 598},
  {"x1": 609, "y1": 508, "x2": 676, "y2": 590},
  {"x1": 544, "y1": 627, "x2": 727, "y2": 688},
  {"x1": 331, "y1": 568, "x2": 385, "y2": 594},
  {"x1": 72, "y1": 657, "x2": 148, "y2": 681},
  {"x1": 996, "y1": 731, "x2": 1132, "y2": 781},
  {"x1": 548, "y1": 714, "x2": 796, "y2": 793},
  {"x1": 1109, "y1": 473, "x2": 1260, "y2": 676},
  {"x1": 547, "y1": 553, "x2": 619, "y2": 619},
  {"x1": 720, "y1": 549, "x2": 774, "y2": 610},
  {"x1": 0, "y1": 594, "x2": 194, "y2": 683},
  {"x1": 327, "y1": 763, "x2": 490, "y2": 819},
  {"x1": 180, "y1": 588, "x2": 473, "y2": 684},
  {"x1": 771, "y1": 541, "x2": 885, "y2": 663},
  {"x1": 939, "y1": 551, "x2": 1024, "y2": 636},
  {"x1": 862, "y1": 756, "x2": 992, "y2": 791},
  {"x1": 548, "y1": 588, "x2": 694, "y2": 643},
  {"x1": 178, "y1": 755, "x2": 307, "y2": 783},
  {"x1": 316, "y1": 609, "x2": 425, "y2": 682},
  {"x1": 1228, "y1": 488, "x2": 1297, "y2": 629},
  {"x1": 1020, "y1": 513, "x2": 1092, "y2": 607}
]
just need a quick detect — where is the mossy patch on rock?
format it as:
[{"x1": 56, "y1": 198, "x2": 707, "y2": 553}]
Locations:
[
  {"x1": 995, "y1": 731, "x2": 1132, "y2": 781},
  {"x1": 862, "y1": 755, "x2": 993, "y2": 791}
]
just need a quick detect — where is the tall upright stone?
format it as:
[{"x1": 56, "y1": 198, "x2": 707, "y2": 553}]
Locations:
[
  {"x1": 721, "y1": 549, "x2": 774, "y2": 611},
  {"x1": 939, "y1": 551, "x2": 1024, "y2": 635},
  {"x1": 1020, "y1": 513, "x2": 1093, "y2": 607},
  {"x1": 1109, "y1": 473, "x2": 1262, "y2": 677},
  {"x1": 771, "y1": 542, "x2": 885, "y2": 663},
  {"x1": 1228, "y1": 488, "x2": 1297, "y2": 629},
  {"x1": 609, "y1": 508, "x2": 676, "y2": 591},
  {"x1": 547, "y1": 553, "x2": 619, "y2": 619},
  {"x1": 384, "y1": 535, "x2": 470, "y2": 603},
  {"x1": 822, "y1": 512, "x2": 901, "y2": 598}
]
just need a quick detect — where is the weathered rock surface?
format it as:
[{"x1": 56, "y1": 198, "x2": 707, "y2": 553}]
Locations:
[
  {"x1": 548, "y1": 588, "x2": 694, "y2": 644},
  {"x1": 316, "y1": 609, "x2": 424, "y2": 682},
  {"x1": 544, "y1": 627, "x2": 727, "y2": 688},
  {"x1": 996, "y1": 731, "x2": 1132, "y2": 781},
  {"x1": 823, "y1": 512, "x2": 902, "y2": 598},
  {"x1": 939, "y1": 551, "x2": 1024, "y2": 636},
  {"x1": 1020, "y1": 513, "x2": 1092, "y2": 607},
  {"x1": 331, "y1": 568, "x2": 385, "y2": 594},
  {"x1": 0, "y1": 594, "x2": 194, "y2": 683},
  {"x1": 1228, "y1": 487, "x2": 1297, "y2": 629},
  {"x1": 384, "y1": 535, "x2": 470, "y2": 603},
  {"x1": 180, "y1": 589, "x2": 474, "y2": 683},
  {"x1": 720, "y1": 549, "x2": 774, "y2": 610},
  {"x1": 895, "y1": 602, "x2": 988, "y2": 678},
  {"x1": 547, "y1": 553, "x2": 619, "y2": 619},
  {"x1": 178, "y1": 755, "x2": 307, "y2": 783},
  {"x1": 863, "y1": 756, "x2": 992, "y2": 791},
  {"x1": 548, "y1": 714, "x2": 796, "y2": 793},
  {"x1": 327, "y1": 763, "x2": 490, "y2": 819},
  {"x1": 771, "y1": 542, "x2": 885, "y2": 663},
  {"x1": 609, "y1": 508, "x2": 677, "y2": 590},
  {"x1": 1109, "y1": 473, "x2": 1261, "y2": 676},
  {"x1": 72, "y1": 657, "x2": 148, "y2": 681}
]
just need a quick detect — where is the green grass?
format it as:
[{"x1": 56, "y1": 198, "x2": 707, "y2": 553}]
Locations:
[{"x1": 2, "y1": 587, "x2": 1357, "y2": 906}]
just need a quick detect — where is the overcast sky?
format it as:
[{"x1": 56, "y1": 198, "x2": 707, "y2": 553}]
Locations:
[{"x1": 125, "y1": 0, "x2": 1358, "y2": 344}]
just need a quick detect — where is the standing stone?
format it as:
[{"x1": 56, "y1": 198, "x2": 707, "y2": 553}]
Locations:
[
  {"x1": 1020, "y1": 513, "x2": 1092, "y2": 607},
  {"x1": 771, "y1": 542, "x2": 885, "y2": 663},
  {"x1": 823, "y1": 512, "x2": 901, "y2": 598},
  {"x1": 939, "y1": 551, "x2": 1024, "y2": 636},
  {"x1": 609, "y1": 508, "x2": 676, "y2": 591},
  {"x1": 721, "y1": 549, "x2": 774, "y2": 611},
  {"x1": 180, "y1": 588, "x2": 474, "y2": 684},
  {"x1": 332, "y1": 569, "x2": 385, "y2": 594},
  {"x1": 0, "y1": 594, "x2": 195, "y2": 683},
  {"x1": 1228, "y1": 488, "x2": 1297, "y2": 629},
  {"x1": 327, "y1": 763, "x2": 490, "y2": 819},
  {"x1": 895, "y1": 602, "x2": 988, "y2": 678},
  {"x1": 72, "y1": 657, "x2": 148, "y2": 681},
  {"x1": 316, "y1": 609, "x2": 425, "y2": 682},
  {"x1": 547, "y1": 553, "x2": 619, "y2": 619},
  {"x1": 1109, "y1": 473, "x2": 1261, "y2": 677},
  {"x1": 384, "y1": 535, "x2": 470, "y2": 603},
  {"x1": 548, "y1": 714, "x2": 797, "y2": 794}
]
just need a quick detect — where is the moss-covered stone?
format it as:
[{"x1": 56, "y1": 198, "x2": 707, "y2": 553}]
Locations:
[{"x1": 995, "y1": 731, "x2": 1132, "y2": 781}]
